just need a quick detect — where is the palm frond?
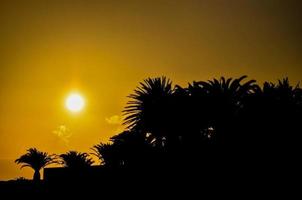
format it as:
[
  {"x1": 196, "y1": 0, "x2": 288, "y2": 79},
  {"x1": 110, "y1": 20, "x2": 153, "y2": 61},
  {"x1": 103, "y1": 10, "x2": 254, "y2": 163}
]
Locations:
[
  {"x1": 15, "y1": 148, "x2": 56, "y2": 171},
  {"x1": 59, "y1": 151, "x2": 94, "y2": 168}
]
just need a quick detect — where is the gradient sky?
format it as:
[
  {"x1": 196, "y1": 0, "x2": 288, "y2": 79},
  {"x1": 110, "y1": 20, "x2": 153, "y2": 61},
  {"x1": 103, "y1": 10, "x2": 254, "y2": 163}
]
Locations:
[{"x1": 0, "y1": 0, "x2": 301, "y2": 180}]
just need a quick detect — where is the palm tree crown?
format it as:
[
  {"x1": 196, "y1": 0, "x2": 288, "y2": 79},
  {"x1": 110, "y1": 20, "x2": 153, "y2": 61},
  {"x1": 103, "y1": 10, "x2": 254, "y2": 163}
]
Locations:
[
  {"x1": 59, "y1": 151, "x2": 94, "y2": 168},
  {"x1": 123, "y1": 76, "x2": 173, "y2": 131},
  {"x1": 15, "y1": 148, "x2": 56, "y2": 181}
]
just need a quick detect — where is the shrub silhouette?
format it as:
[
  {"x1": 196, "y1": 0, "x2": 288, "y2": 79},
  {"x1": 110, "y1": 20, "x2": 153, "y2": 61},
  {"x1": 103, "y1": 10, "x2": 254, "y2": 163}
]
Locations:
[
  {"x1": 91, "y1": 142, "x2": 122, "y2": 167},
  {"x1": 92, "y1": 130, "x2": 154, "y2": 168},
  {"x1": 59, "y1": 151, "x2": 94, "y2": 168}
]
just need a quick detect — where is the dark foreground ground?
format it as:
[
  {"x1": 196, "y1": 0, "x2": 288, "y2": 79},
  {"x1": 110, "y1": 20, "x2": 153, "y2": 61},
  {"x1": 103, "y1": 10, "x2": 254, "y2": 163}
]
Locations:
[{"x1": 0, "y1": 162, "x2": 300, "y2": 198}]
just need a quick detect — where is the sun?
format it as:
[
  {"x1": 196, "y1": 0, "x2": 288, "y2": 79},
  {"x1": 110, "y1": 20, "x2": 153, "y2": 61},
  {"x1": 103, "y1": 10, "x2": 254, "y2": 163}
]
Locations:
[{"x1": 65, "y1": 93, "x2": 85, "y2": 112}]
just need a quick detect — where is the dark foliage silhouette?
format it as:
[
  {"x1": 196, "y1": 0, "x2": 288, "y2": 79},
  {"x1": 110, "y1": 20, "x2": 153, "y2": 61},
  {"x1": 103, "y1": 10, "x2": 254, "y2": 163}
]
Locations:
[
  {"x1": 110, "y1": 76, "x2": 301, "y2": 172},
  {"x1": 13, "y1": 76, "x2": 302, "y2": 196},
  {"x1": 15, "y1": 148, "x2": 56, "y2": 182},
  {"x1": 92, "y1": 130, "x2": 154, "y2": 168},
  {"x1": 123, "y1": 77, "x2": 174, "y2": 148},
  {"x1": 92, "y1": 142, "x2": 121, "y2": 167},
  {"x1": 59, "y1": 151, "x2": 94, "y2": 168}
]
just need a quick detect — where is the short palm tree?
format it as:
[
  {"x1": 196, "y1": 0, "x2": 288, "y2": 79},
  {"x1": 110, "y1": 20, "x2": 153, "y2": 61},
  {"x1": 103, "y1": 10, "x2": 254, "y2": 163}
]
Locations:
[
  {"x1": 15, "y1": 148, "x2": 56, "y2": 182},
  {"x1": 59, "y1": 151, "x2": 94, "y2": 168},
  {"x1": 92, "y1": 131, "x2": 154, "y2": 168},
  {"x1": 91, "y1": 142, "x2": 121, "y2": 167}
]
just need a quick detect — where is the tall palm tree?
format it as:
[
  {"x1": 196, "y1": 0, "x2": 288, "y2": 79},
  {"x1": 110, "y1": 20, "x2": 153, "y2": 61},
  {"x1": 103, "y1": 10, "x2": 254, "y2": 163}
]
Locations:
[
  {"x1": 123, "y1": 77, "x2": 174, "y2": 147},
  {"x1": 15, "y1": 148, "x2": 56, "y2": 182},
  {"x1": 191, "y1": 76, "x2": 257, "y2": 143},
  {"x1": 59, "y1": 151, "x2": 94, "y2": 168},
  {"x1": 241, "y1": 78, "x2": 302, "y2": 146}
]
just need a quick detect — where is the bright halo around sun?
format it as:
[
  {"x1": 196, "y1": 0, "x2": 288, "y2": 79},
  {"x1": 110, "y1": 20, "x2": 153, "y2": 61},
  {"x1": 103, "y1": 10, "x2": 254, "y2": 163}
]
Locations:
[{"x1": 66, "y1": 93, "x2": 85, "y2": 112}]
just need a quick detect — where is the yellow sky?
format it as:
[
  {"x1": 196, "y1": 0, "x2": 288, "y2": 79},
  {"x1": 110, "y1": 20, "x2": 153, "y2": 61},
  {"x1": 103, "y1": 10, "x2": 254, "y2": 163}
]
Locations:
[{"x1": 0, "y1": 0, "x2": 301, "y2": 180}]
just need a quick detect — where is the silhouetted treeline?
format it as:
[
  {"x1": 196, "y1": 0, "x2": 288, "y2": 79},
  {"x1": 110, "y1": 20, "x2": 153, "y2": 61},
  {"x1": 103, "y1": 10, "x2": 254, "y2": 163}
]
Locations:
[
  {"x1": 95, "y1": 76, "x2": 302, "y2": 172},
  {"x1": 11, "y1": 76, "x2": 302, "y2": 197}
]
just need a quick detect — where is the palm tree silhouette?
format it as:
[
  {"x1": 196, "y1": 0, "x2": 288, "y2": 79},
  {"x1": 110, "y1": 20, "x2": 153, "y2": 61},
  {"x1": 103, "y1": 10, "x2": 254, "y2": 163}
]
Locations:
[
  {"x1": 241, "y1": 78, "x2": 302, "y2": 148},
  {"x1": 15, "y1": 148, "x2": 56, "y2": 182},
  {"x1": 111, "y1": 130, "x2": 155, "y2": 167},
  {"x1": 92, "y1": 130, "x2": 153, "y2": 168},
  {"x1": 59, "y1": 151, "x2": 94, "y2": 168},
  {"x1": 23, "y1": 76, "x2": 300, "y2": 191},
  {"x1": 190, "y1": 76, "x2": 257, "y2": 144},
  {"x1": 91, "y1": 143, "x2": 121, "y2": 167},
  {"x1": 123, "y1": 77, "x2": 174, "y2": 147}
]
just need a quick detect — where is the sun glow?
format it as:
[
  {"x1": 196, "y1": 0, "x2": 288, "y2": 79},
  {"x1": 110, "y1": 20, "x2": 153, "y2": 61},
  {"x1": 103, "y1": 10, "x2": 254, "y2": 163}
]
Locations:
[{"x1": 65, "y1": 93, "x2": 85, "y2": 112}]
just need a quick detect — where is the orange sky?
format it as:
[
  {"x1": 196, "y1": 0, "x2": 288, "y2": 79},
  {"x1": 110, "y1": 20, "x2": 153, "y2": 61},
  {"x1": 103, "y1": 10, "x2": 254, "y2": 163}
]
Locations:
[{"x1": 0, "y1": 0, "x2": 301, "y2": 180}]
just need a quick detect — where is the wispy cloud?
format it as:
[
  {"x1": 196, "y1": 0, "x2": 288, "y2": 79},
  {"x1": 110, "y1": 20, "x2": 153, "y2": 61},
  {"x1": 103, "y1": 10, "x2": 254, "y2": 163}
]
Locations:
[
  {"x1": 53, "y1": 125, "x2": 72, "y2": 145},
  {"x1": 105, "y1": 115, "x2": 125, "y2": 135},
  {"x1": 105, "y1": 115, "x2": 123, "y2": 125}
]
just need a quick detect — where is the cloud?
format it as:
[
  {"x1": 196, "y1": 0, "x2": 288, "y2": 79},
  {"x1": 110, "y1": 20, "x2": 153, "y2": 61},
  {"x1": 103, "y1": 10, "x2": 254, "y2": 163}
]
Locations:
[
  {"x1": 105, "y1": 115, "x2": 123, "y2": 125},
  {"x1": 53, "y1": 125, "x2": 72, "y2": 145}
]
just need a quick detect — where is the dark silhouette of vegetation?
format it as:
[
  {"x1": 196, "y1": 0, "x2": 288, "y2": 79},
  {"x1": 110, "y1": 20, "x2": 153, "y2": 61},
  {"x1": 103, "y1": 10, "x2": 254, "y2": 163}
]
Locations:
[
  {"x1": 88, "y1": 76, "x2": 301, "y2": 176},
  {"x1": 15, "y1": 148, "x2": 56, "y2": 182},
  {"x1": 92, "y1": 142, "x2": 120, "y2": 167},
  {"x1": 92, "y1": 130, "x2": 153, "y2": 168},
  {"x1": 59, "y1": 151, "x2": 94, "y2": 168},
  {"x1": 12, "y1": 76, "x2": 302, "y2": 197}
]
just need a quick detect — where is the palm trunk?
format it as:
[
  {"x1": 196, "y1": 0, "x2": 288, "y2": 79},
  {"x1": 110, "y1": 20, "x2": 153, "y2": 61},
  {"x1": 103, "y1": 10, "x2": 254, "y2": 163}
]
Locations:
[{"x1": 33, "y1": 170, "x2": 41, "y2": 182}]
